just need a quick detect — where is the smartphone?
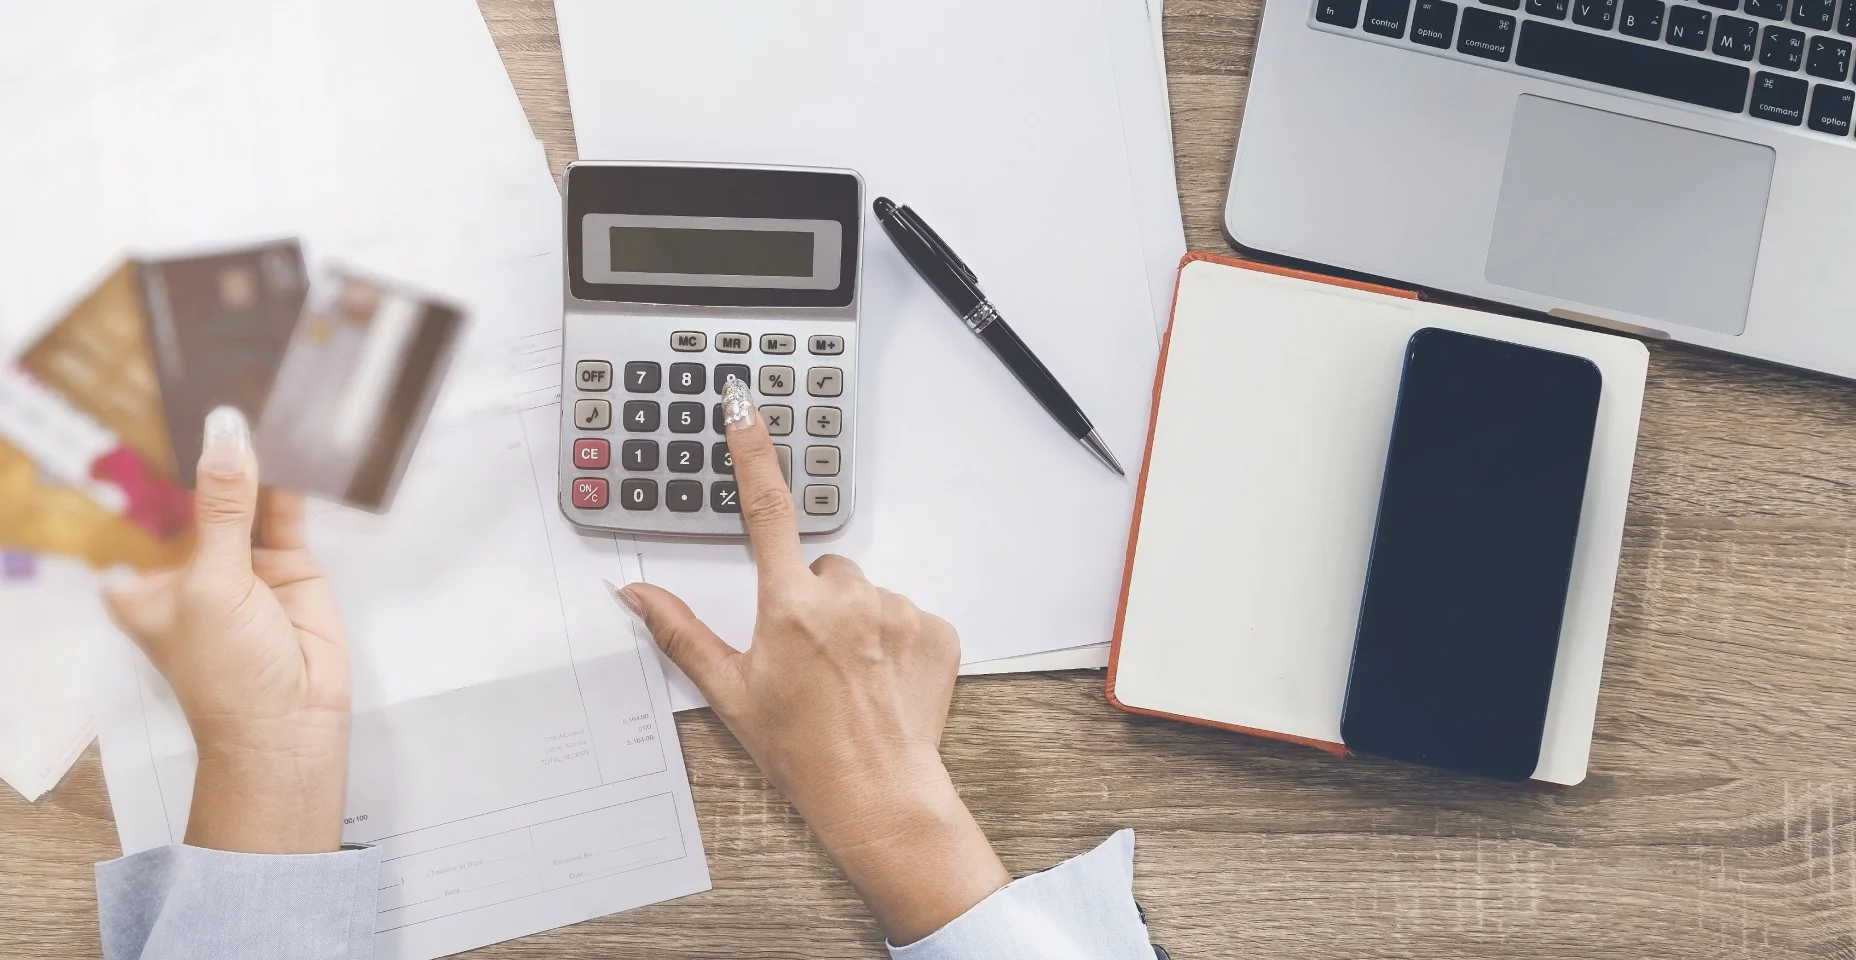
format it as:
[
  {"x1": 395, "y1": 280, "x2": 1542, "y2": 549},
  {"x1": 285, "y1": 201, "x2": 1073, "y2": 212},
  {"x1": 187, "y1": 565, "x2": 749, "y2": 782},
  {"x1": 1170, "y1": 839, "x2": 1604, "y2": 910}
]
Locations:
[{"x1": 1340, "y1": 328, "x2": 1602, "y2": 781}]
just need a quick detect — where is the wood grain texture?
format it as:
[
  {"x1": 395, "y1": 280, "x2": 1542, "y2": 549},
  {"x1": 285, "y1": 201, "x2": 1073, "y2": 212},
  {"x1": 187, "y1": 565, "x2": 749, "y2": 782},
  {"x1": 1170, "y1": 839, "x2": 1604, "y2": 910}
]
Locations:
[{"x1": 5, "y1": 0, "x2": 1855, "y2": 956}]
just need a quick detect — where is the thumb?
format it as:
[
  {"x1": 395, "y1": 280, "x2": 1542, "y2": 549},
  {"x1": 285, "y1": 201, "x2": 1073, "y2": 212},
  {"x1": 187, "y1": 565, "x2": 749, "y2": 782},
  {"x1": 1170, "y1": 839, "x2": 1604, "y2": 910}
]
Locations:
[
  {"x1": 614, "y1": 581, "x2": 741, "y2": 709},
  {"x1": 102, "y1": 569, "x2": 180, "y2": 647},
  {"x1": 190, "y1": 406, "x2": 260, "y2": 578}
]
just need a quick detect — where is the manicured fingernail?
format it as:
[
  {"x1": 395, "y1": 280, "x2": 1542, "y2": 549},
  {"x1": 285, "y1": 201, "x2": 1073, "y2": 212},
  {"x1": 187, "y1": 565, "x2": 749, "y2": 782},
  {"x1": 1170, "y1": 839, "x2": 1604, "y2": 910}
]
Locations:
[
  {"x1": 721, "y1": 375, "x2": 755, "y2": 431},
  {"x1": 200, "y1": 406, "x2": 250, "y2": 479},
  {"x1": 603, "y1": 578, "x2": 647, "y2": 620}
]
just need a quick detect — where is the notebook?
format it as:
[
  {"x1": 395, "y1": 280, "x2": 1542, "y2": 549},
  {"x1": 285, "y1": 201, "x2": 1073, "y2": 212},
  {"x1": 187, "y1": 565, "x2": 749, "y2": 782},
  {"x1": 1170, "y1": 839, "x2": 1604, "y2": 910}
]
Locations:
[{"x1": 1107, "y1": 254, "x2": 1648, "y2": 786}]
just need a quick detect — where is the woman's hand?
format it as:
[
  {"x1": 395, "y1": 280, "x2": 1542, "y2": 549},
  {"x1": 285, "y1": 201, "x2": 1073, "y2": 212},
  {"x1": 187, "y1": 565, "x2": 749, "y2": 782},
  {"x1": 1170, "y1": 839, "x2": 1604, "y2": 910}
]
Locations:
[
  {"x1": 104, "y1": 406, "x2": 350, "y2": 855},
  {"x1": 622, "y1": 377, "x2": 1010, "y2": 945}
]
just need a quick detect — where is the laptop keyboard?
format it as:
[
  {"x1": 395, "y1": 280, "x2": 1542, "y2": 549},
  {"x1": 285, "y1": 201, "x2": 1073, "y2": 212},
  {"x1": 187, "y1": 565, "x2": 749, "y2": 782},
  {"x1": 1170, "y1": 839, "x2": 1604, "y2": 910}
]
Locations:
[{"x1": 1315, "y1": 0, "x2": 1856, "y2": 134}]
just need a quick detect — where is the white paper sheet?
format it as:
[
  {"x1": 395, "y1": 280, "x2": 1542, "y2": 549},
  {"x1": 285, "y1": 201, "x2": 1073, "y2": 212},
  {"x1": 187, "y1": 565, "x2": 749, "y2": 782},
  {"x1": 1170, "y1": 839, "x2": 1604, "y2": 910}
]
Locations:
[
  {"x1": 556, "y1": 0, "x2": 1186, "y2": 702},
  {"x1": 0, "y1": 556, "x2": 111, "y2": 802}
]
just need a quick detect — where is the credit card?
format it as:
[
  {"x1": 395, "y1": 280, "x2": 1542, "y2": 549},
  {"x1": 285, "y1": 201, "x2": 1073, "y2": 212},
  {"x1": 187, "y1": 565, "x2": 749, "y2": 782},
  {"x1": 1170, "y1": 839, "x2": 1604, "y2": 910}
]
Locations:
[
  {"x1": 17, "y1": 261, "x2": 177, "y2": 479},
  {"x1": 254, "y1": 270, "x2": 464, "y2": 512},
  {"x1": 140, "y1": 240, "x2": 307, "y2": 487},
  {"x1": 0, "y1": 438, "x2": 192, "y2": 572}
]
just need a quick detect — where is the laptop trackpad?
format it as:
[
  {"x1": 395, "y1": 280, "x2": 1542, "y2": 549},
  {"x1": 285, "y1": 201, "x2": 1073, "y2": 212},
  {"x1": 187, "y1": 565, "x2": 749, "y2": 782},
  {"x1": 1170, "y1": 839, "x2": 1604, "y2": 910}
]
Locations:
[{"x1": 1484, "y1": 95, "x2": 1774, "y2": 336}]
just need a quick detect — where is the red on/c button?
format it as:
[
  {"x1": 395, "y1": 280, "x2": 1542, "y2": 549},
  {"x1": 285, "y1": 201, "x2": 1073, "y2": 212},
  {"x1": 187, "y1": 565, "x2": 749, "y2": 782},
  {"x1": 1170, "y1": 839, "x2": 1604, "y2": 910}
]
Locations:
[
  {"x1": 573, "y1": 438, "x2": 610, "y2": 469},
  {"x1": 571, "y1": 477, "x2": 609, "y2": 509}
]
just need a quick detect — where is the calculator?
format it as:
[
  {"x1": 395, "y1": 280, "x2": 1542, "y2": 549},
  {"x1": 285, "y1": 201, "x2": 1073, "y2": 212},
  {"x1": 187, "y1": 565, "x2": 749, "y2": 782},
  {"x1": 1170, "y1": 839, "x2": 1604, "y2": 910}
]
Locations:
[{"x1": 557, "y1": 162, "x2": 863, "y2": 536}]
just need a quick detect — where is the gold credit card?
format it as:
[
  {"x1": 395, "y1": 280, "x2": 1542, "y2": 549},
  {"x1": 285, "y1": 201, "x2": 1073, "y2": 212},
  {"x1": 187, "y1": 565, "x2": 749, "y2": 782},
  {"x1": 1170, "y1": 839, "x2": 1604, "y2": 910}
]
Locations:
[
  {"x1": 140, "y1": 240, "x2": 308, "y2": 487},
  {"x1": 17, "y1": 262, "x2": 177, "y2": 479},
  {"x1": 253, "y1": 271, "x2": 464, "y2": 512},
  {"x1": 0, "y1": 438, "x2": 192, "y2": 572}
]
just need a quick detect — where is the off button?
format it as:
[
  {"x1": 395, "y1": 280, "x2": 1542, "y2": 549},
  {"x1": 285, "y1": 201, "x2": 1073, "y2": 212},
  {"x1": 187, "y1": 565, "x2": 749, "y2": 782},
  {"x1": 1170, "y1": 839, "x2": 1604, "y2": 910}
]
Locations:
[{"x1": 575, "y1": 360, "x2": 613, "y2": 391}]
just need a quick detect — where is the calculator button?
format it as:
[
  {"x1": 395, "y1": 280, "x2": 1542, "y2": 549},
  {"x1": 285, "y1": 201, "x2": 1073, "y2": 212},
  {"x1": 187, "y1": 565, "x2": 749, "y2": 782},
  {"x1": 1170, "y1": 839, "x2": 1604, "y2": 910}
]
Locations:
[
  {"x1": 666, "y1": 479, "x2": 703, "y2": 512},
  {"x1": 576, "y1": 360, "x2": 615, "y2": 392},
  {"x1": 619, "y1": 478, "x2": 658, "y2": 511},
  {"x1": 761, "y1": 404, "x2": 794, "y2": 436},
  {"x1": 805, "y1": 445, "x2": 840, "y2": 476},
  {"x1": 712, "y1": 442, "x2": 735, "y2": 475},
  {"x1": 775, "y1": 444, "x2": 793, "y2": 487},
  {"x1": 621, "y1": 439, "x2": 659, "y2": 471},
  {"x1": 808, "y1": 334, "x2": 844, "y2": 355},
  {"x1": 712, "y1": 403, "x2": 727, "y2": 434},
  {"x1": 571, "y1": 477, "x2": 609, "y2": 509},
  {"x1": 574, "y1": 399, "x2": 612, "y2": 430},
  {"x1": 622, "y1": 400, "x2": 660, "y2": 432},
  {"x1": 716, "y1": 332, "x2": 752, "y2": 353},
  {"x1": 760, "y1": 365, "x2": 796, "y2": 395},
  {"x1": 619, "y1": 361, "x2": 657, "y2": 393},
  {"x1": 671, "y1": 331, "x2": 708, "y2": 352},
  {"x1": 668, "y1": 401, "x2": 705, "y2": 433},
  {"x1": 715, "y1": 364, "x2": 751, "y2": 394},
  {"x1": 761, "y1": 333, "x2": 796, "y2": 354},
  {"x1": 806, "y1": 366, "x2": 843, "y2": 397},
  {"x1": 667, "y1": 440, "x2": 704, "y2": 473},
  {"x1": 573, "y1": 438, "x2": 611, "y2": 469},
  {"x1": 710, "y1": 481, "x2": 742, "y2": 513},
  {"x1": 668, "y1": 362, "x2": 706, "y2": 394},
  {"x1": 806, "y1": 406, "x2": 842, "y2": 437},
  {"x1": 803, "y1": 484, "x2": 840, "y2": 515}
]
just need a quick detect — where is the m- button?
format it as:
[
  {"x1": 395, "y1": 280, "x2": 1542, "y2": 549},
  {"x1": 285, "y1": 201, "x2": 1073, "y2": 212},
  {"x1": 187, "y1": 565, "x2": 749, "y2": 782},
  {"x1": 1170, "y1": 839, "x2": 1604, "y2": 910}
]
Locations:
[{"x1": 575, "y1": 360, "x2": 613, "y2": 391}]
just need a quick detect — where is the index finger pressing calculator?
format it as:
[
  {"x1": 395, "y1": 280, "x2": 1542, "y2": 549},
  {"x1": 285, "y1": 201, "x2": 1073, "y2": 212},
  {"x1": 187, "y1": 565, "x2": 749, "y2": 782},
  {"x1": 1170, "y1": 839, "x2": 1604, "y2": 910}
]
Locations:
[{"x1": 558, "y1": 162, "x2": 863, "y2": 536}]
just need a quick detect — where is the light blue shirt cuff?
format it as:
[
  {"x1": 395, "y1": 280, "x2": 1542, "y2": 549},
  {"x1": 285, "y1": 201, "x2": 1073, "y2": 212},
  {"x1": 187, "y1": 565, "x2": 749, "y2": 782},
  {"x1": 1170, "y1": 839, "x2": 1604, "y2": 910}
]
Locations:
[
  {"x1": 96, "y1": 844, "x2": 380, "y2": 960},
  {"x1": 889, "y1": 829, "x2": 1152, "y2": 960}
]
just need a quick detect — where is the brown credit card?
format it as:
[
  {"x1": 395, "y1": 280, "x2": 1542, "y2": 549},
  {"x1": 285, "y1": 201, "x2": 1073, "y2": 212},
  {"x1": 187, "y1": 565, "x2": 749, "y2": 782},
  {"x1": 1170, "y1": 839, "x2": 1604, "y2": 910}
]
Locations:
[
  {"x1": 140, "y1": 240, "x2": 308, "y2": 487},
  {"x1": 253, "y1": 270, "x2": 464, "y2": 513},
  {"x1": 0, "y1": 437, "x2": 192, "y2": 572}
]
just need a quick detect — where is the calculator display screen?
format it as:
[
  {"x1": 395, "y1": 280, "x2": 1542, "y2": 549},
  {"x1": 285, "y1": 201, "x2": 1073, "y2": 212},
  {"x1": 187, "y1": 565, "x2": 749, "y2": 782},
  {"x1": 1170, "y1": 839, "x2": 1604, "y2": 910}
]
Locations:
[
  {"x1": 608, "y1": 226, "x2": 814, "y2": 278},
  {"x1": 580, "y1": 213, "x2": 842, "y2": 291}
]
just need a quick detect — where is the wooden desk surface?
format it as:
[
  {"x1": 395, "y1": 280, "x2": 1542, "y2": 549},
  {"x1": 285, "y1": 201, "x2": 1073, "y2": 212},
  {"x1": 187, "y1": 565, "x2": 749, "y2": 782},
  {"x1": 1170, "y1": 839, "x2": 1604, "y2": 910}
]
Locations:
[{"x1": 5, "y1": 2, "x2": 1856, "y2": 956}]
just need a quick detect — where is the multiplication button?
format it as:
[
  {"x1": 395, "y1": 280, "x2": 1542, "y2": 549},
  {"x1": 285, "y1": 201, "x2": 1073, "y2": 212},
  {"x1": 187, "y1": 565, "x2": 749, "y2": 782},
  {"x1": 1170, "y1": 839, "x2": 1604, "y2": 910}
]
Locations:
[
  {"x1": 761, "y1": 404, "x2": 794, "y2": 436},
  {"x1": 806, "y1": 406, "x2": 842, "y2": 437}
]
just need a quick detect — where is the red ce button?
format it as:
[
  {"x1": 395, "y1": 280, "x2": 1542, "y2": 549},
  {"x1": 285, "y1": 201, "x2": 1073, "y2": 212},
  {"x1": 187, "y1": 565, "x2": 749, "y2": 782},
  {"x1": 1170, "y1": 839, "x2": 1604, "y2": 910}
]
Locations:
[{"x1": 573, "y1": 438, "x2": 610, "y2": 469}]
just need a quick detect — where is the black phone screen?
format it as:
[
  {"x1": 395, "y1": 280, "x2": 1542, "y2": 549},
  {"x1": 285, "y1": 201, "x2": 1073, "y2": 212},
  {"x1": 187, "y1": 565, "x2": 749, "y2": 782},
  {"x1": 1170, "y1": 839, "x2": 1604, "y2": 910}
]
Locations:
[{"x1": 1340, "y1": 328, "x2": 1602, "y2": 781}]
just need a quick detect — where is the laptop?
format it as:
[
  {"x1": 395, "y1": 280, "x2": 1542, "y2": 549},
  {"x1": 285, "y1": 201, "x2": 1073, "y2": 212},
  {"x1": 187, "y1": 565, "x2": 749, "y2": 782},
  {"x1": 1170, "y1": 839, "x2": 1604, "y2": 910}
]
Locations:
[{"x1": 1225, "y1": 0, "x2": 1856, "y2": 377}]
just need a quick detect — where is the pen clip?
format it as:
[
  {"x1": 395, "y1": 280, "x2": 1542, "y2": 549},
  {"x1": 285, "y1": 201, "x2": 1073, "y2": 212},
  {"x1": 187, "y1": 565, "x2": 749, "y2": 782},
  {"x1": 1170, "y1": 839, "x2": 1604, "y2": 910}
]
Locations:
[{"x1": 898, "y1": 206, "x2": 979, "y2": 287}]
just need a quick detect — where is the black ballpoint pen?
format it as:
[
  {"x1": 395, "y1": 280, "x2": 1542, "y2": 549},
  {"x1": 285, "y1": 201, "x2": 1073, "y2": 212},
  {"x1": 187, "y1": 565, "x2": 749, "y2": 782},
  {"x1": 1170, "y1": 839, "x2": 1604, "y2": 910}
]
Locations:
[{"x1": 872, "y1": 196, "x2": 1125, "y2": 477}]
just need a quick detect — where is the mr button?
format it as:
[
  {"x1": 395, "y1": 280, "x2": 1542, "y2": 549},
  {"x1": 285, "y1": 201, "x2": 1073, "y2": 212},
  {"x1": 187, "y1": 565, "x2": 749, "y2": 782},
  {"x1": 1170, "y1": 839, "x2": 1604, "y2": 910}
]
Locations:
[{"x1": 575, "y1": 360, "x2": 613, "y2": 391}]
